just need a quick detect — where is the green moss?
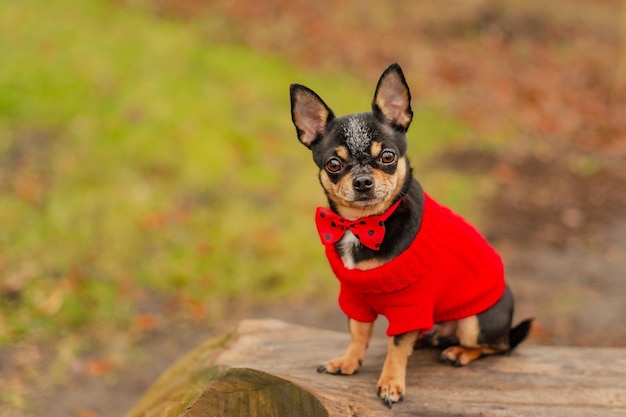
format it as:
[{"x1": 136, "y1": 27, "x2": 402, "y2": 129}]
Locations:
[{"x1": 124, "y1": 332, "x2": 232, "y2": 417}]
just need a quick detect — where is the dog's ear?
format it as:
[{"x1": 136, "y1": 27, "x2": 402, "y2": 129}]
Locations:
[
  {"x1": 372, "y1": 63, "x2": 413, "y2": 132},
  {"x1": 290, "y1": 84, "x2": 335, "y2": 148}
]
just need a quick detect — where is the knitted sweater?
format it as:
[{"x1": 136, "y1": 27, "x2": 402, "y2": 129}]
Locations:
[{"x1": 324, "y1": 193, "x2": 506, "y2": 336}]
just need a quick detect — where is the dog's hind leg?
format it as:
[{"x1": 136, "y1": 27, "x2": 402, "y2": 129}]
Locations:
[
  {"x1": 439, "y1": 315, "x2": 501, "y2": 366},
  {"x1": 441, "y1": 285, "x2": 515, "y2": 366}
]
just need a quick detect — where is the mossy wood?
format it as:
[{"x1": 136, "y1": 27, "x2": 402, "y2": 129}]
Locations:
[{"x1": 126, "y1": 319, "x2": 626, "y2": 417}]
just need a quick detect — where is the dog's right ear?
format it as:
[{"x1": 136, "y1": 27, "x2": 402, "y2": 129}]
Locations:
[{"x1": 290, "y1": 84, "x2": 335, "y2": 148}]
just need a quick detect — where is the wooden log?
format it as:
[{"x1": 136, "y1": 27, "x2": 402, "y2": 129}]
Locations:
[{"x1": 125, "y1": 319, "x2": 626, "y2": 417}]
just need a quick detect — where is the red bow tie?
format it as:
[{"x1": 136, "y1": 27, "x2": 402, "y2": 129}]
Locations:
[{"x1": 315, "y1": 200, "x2": 402, "y2": 250}]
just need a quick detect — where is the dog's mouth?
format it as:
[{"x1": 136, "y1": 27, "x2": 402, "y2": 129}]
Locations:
[
  {"x1": 330, "y1": 176, "x2": 399, "y2": 216},
  {"x1": 347, "y1": 192, "x2": 388, "y2": 208},
  {"x1": 352, "y1": 195, "x2": 379, "y2": 205},
  {"x1": 335, "y1": 194, "x2": 396, "y2": 219}
]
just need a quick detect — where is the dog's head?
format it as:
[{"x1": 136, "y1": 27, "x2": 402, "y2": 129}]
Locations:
[{"x1": 290, "y1": 63, "x2": 413, "y2": 220}]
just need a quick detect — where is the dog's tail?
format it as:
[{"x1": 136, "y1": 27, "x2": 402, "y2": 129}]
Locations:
[{"x1": 509, "y1": 318, "x2": 533, "y2": 350}]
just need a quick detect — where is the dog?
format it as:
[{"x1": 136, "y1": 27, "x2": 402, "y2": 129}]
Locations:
[{"x1": 289, "y1": 63, "x2": 532, "y2": 408}]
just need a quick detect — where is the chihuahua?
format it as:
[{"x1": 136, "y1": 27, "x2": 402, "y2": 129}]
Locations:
[{"x1": 289, "y1": 63, "x2": 532, "y2": 408}]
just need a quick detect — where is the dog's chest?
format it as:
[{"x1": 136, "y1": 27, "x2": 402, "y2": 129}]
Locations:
[{"x1": 338, "y1": 231, "x2": 360, "y2": 269}]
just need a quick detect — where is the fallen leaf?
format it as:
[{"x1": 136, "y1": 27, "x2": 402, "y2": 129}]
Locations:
[
  {"x1": 75, "y1": 408, "x2": 100, "y2": 417},
  {"x1": 134, "y1": 314, "x2": 158, "y2": 332},
  {"x1": 84, "y1": 359, "x2": 115, "y2": 376}
]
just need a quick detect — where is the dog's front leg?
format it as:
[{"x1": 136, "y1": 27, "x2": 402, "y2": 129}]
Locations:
[
  {"x1": 377, "y1": 330, "x2": 419, "y2": 407},
  {"x1": 318, "y1": 319, "x2": 373, "y2": 375}
]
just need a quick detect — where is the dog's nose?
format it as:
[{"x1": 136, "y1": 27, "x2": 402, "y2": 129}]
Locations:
[{"x1": 353, "y1": 175, "x2": 374, "y2": 192}]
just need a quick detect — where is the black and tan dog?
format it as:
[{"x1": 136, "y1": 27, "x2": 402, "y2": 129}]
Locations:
[{"x1": 289, "y1": 63, "x2": 532, "y2": 408}]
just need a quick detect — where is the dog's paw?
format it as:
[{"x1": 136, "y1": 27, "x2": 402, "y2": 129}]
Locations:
[
  {"x1": 440, "y1": 346, "x2": 483, "y2": 367},
  {"x1": 317, "y1": 356, "x2": 362, "y2": 375},
  {"x1": 376, "y1": 375, "x2": 405, "y2": 408}
]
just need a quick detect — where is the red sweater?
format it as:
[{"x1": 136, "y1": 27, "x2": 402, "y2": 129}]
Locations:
[{"x1": 324, "y1": 193, "x2": 505, "y2": 336}]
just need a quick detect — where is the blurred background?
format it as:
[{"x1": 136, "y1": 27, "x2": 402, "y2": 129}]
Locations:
[{"x1": 1, "y1": 0, "x2": 625, "y2": 415}]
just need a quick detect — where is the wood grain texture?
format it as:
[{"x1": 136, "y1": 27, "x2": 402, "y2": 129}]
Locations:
[{"x1": 127, "y1": 319, "x2": 626, "y2": 417}]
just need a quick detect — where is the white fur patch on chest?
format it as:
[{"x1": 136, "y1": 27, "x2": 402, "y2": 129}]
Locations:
[{"x1": 339, "y1": 230, "x2": 360, "y2": 269}]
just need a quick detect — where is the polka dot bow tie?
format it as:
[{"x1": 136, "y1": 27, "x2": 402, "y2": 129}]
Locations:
[{"x1": 315, "y1": 199, "x2": 402, "y2": 250}]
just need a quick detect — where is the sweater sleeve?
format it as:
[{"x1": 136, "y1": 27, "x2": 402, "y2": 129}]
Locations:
[
  {"x1": 384, "y1": 305, "x2": 434, "y2": 336},
  {"x1": 338, "y1": 283, "x2": 378, "y2": 323},
  {"x1": 381, "y1": 283, "x2": 435, "y2": 336}
]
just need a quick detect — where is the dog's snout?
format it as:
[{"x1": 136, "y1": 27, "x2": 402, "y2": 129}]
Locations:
[{"x1": 353, "y1": 175, "x2": 374, "y2": 192}]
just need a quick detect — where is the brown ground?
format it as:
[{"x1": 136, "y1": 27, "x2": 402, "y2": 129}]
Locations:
[{"x1": 4, "y1": 1, "x2": 626, "y2": 416}]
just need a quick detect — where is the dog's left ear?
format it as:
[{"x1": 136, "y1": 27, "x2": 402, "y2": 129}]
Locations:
[{"x1": 372, "y1": 63, "x2": 413, "y2": 132}]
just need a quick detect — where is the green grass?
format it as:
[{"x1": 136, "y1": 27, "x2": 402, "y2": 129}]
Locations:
[{"x1": 0, "y1": 0, "x2": 473, "y2": 346}]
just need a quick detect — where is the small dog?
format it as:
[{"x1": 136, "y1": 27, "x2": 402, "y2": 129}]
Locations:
[{"x1": 289, "y1": 63, "x2": 532, "y2": 408}]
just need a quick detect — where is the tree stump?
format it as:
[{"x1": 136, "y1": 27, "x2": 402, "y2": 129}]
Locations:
[{"x1": 125, "y1": 319, "x2": 626, "y2": 417}]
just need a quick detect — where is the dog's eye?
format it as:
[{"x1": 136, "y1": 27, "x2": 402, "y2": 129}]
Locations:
[
  {"x1": 380, "y1": 150, "x2": 396, "y2": 165},
  {"x1": 325, "y1": 157, "x2": 343, "y2": 173}
]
